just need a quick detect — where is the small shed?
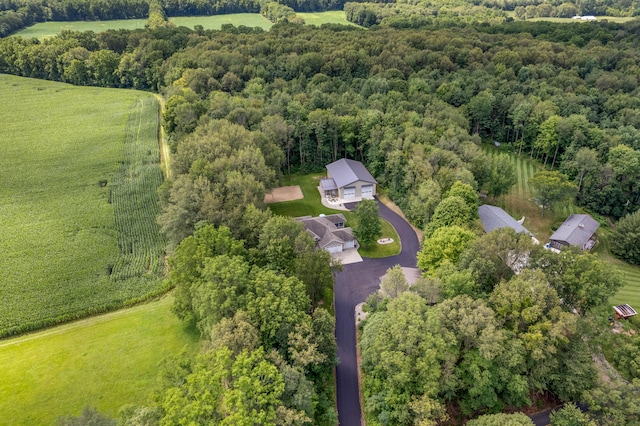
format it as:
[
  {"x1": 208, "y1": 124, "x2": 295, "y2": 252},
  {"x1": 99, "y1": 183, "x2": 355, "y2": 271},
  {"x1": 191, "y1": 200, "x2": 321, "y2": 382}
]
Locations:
[{"x1": 613, "y1": 304, "x2": 637, "y2": 320}]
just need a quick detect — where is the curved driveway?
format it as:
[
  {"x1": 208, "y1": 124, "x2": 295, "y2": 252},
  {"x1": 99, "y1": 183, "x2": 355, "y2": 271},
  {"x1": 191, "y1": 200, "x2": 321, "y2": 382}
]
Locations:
[{"x1": 335, "y1": 200, "x2": 420, "y2": 425}]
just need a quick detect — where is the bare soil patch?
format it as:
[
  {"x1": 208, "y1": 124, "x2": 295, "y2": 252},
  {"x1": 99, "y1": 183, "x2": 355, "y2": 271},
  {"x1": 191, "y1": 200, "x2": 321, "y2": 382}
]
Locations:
[{"x1": 264, "y1": 185, "x2": 304, "y2": 204}]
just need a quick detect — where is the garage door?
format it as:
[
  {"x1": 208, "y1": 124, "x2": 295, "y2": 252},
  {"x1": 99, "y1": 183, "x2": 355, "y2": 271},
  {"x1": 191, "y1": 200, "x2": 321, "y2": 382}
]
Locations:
[
  {"x1": 325, "y1": 244, "x2": 343, "y2": 253},
  {"x1": 361, "y1": 185, "x2": 373, "y2": 199},
  {"x1": 343, "y1": 186, "x2": 356, "y2": 199}
]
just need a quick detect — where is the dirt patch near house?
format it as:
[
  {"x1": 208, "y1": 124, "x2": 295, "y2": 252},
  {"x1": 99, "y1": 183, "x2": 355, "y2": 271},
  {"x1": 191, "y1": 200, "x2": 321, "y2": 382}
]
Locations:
[{"x1": 264, "y1": 185, "x2": 304, "y2": 204}]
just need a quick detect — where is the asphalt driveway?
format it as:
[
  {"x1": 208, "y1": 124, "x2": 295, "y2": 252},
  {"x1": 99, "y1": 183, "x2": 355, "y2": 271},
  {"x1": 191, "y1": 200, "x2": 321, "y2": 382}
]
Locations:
[{"x1": 335, "y1": 200, "x2": 420, "y2": 425}]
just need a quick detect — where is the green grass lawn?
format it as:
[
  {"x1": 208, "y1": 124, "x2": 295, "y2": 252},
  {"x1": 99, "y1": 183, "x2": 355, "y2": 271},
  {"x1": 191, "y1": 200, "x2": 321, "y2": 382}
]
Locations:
[
  {"x1": 0, "y1": 295, "x2": 200, "y2": 425},
  {"x1": 0, "y1": 75, "x2": 166, "y2": 336},
  {"x1": 268, "y1": 173, "x2": 348, "y2": 218},
  {"x1": 296, "y1": 11, "x2": 359, "y2": 27},
  {"x1": 269, "y1": 173, "x2": 399, "y2": 257},
  {"x1": 14, "y1": 11, "x2": 359, "y2": 39},
  {"x1": 359, "y1": 219, "x2": 401, "y2": 258},
  {"x1": 15, "y1": 19, "x2": 148, "y2": 38}
]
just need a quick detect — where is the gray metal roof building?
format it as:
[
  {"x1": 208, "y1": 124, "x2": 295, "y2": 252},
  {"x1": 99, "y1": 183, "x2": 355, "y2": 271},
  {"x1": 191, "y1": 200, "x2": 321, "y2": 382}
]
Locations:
[
  {"x1": 325, "y1": 159, "x2": 376, "y2": 188},
  {"x1": 549, "y1": 214, "x2": 599, "y2": 250},
  {"x1": 478, "y1": 205, "x2": 531, "y2": 235}
]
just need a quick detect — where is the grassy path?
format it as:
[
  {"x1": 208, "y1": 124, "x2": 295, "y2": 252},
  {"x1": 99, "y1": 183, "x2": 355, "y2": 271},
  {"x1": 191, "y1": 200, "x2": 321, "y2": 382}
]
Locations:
[{"x1": 153, "y1": 93, "x2": 172, "y2": 179}]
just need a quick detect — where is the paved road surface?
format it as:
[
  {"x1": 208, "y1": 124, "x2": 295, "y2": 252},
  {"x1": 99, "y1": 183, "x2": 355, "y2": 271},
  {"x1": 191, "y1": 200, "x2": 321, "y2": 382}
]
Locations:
[{"x1": 335, "y1": 200, "x2": 420, "y2": 425}]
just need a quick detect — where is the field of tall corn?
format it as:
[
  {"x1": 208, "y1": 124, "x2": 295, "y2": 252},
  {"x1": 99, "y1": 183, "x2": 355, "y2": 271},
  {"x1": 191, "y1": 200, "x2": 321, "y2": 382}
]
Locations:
[{"x1": 0, "y1": 75, "x2": 166, "y2": 337}]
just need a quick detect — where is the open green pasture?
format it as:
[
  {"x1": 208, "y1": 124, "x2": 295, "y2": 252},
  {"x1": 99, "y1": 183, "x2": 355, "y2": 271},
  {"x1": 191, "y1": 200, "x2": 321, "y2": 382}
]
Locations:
[
  {"x1": 0, "y1": 74, "x2": 166, "y2": 337},
  {"x1": 268, "y1": 173, "x2": 399, "y2": 257},
  {"x1": 296, "y1": 11, "x2": 358, "y2": 27},
  {"x1": 14, "y1": 14, "x2": 272, "y2": 39},
  {"x1": 505, "y1": 11, "x2": 635, "y2": 23},
  {"x1": 485, "y1": 145, "x2": 640, "y2": 308},
  {"x1": 14, "y1": 19, "x2": 147, "y2": 38},
  {"x1": 13, "y1": 11, "x2": 357, "y2": 39},
  {"x1": 0, "y1": 295, "x2": 199, "y2": 425}
]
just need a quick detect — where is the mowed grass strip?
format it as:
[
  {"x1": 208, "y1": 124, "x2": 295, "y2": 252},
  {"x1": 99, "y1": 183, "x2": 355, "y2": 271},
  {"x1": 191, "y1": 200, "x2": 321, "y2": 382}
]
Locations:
[
  {"x1": 0, "y1": 75, "x2": 166, "y2": 337},
  {"x1": 0, "y1": 295, "x2": 199, "y2": 426},
  {"x1": 485, "y1": 145, "x2": 640, "y2": 308}
]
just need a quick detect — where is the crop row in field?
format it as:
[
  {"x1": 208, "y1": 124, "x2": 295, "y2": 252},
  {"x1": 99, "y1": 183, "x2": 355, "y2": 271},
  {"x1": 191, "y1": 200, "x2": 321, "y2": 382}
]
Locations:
[
  {"x1": 110, "y1": 96, "x2": 166, "y2": 282},
  {"x1": 0, "y1": 75, "x2": 167, "y2": 337}
]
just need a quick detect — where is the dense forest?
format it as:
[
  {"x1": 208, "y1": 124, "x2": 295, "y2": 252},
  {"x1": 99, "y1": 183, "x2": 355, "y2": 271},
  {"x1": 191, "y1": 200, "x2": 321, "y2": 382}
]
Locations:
[
  {"x1": 2, "y1": 0, "x2": 640, "y2": 37},
  {"x1": 3, "y1": 6, "x2": 640, "y2": 424},
  {"x1": 3, "y1": 18, "x2": 639, "y2": 219}
]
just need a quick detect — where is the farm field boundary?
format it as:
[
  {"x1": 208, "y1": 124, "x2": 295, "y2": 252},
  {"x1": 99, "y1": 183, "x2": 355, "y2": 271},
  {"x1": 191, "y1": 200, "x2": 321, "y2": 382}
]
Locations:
[{"x1": 0, "y1": 74, "x2": 166, "y2": 337}]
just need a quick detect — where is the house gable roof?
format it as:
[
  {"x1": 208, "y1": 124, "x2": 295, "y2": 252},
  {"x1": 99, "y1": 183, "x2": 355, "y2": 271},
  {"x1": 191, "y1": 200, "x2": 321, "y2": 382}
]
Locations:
[
  {"x1": 326, "y1": 158, "x2": 376, "y2": 188},
  {"x1": 478, "y1": 205, "x2": 531, "y2": 235},
  {"x1": 549, "y1": 214, "x2": 599, "y2": 246},
  {"x1": 295, "y1": 214, "x2": 354, "y2": 249}
]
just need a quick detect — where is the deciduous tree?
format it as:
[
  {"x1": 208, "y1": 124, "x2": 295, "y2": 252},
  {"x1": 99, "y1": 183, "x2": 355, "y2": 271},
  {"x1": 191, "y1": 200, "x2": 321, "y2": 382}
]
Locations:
[
  {"x1": 611, "y1": 208, "x2": 640, "y2": 265},
  {"x1": 529, "y1": 170, "x2": 577, "y2": 217},
  {"x1": 353, "y1": 199, "x2": 381, "y2": 248}
]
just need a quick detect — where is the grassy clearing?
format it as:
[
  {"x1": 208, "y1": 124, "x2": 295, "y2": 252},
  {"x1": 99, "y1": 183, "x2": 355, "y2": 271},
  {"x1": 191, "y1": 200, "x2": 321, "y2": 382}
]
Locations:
[
  {"x1": 14, "y1": 14, "x2": 272, "y2": 39},
  {"x1": 296, "y1": 11, "x2": 359, "y2": 27},
  {"x1": 14, "y1": 11, "x2": 358, "y2": 39},
  {"x1": 485, "y1": 144, "x2": 640, "y2": 308},
  {"x1": 504, "y1": 11, "x2": 635, "y2": 24},
  {"x1": 14, "y1": 19, "x2": 147, "y2": 38},
  {"x1": 170, "y1": 14, "x2": 273, "y2": 30},
  {"x1": 0, "y1": 75, "x2": 166, "y2": 337},
  {"x1": 484, "y1": 146, "x2": 578, "y2": 240},
  {"x1": 0, "y1": 295, "x2": 199, "y2": 425},
  {"x1": 594, "y1": 229, "x2": 640, "y2": 308},
  {"x1": 358, "y1": 219, "x2": 401, "y2": 258}
]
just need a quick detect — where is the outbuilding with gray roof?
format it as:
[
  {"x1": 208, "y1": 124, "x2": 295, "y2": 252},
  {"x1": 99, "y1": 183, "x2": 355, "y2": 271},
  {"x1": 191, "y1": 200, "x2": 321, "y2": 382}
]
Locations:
[
  {"x1": 479, "y1": 205, "x2": 531, "y2": 235},
  {"x1": 324, "y1": 159, "x2": 376, "y2": 200},
  {"x1": 549, "y1": 214, "x2": 599, "y2": 250}
]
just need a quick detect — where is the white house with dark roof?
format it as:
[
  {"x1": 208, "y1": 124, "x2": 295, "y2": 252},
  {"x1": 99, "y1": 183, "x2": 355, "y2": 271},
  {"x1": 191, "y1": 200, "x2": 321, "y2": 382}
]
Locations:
[
  {"x1": 321, "y1": 158, "x2": 376, "y2": 200},
  {"x1": 548, "y1": 214, "x2": 599, "y2": 250},
  {"x1": 296, "y1": 214, "x2": 357, "y2": 254},
  {"x1": 478, "y1": 205, "x2": 531, "y2": 235}
]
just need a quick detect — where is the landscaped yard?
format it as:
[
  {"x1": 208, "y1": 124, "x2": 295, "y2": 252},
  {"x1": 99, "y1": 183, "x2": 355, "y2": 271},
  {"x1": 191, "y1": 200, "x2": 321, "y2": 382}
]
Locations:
[
  {"x1": 358, "y1": 219, "x2": 401, "y2": 258},
  {"x1": 269, "y1": 173, "x2": 400, "y2": 257},
  {"x1": 0, "y1": 295, "x2": 199, "y2": 425}
]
